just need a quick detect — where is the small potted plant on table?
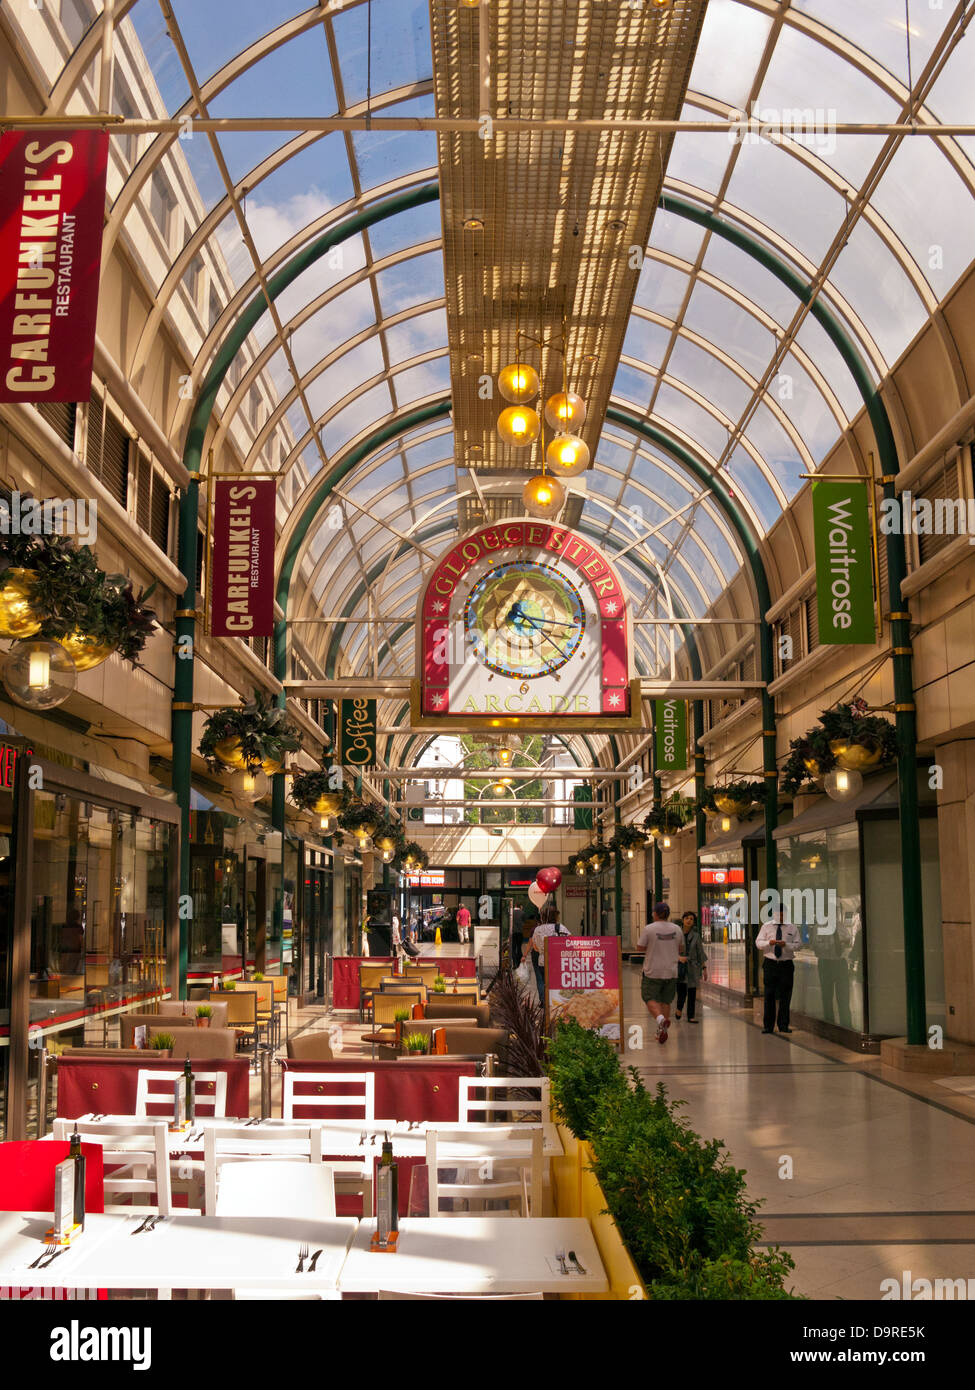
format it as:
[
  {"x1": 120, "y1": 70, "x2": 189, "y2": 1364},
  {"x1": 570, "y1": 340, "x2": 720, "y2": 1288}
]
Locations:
[
  {"x1": 195, "y1": 1004, "x2": 213, "y2": 1029},
  {"x1": 150, "y1": 1032, "x2": 174, "y2": 1057}
]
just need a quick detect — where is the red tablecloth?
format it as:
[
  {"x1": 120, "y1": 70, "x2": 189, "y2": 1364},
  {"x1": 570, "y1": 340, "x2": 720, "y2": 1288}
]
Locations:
[
  {"x1": 279, "y1": 1058, "x2": 476, "y2": 1123},
  {"x1": 332, "y1": 956, "x2": 477, "y2": 1010},
  {"x1": 55, "y1": 1057, "x2": 251, "y2": 1120}
]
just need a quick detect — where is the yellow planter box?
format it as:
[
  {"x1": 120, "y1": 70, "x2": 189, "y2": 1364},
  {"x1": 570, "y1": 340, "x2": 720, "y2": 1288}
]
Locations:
[{"x1": 550, "y1": 1117, "x2": 646, "y2": 1300}]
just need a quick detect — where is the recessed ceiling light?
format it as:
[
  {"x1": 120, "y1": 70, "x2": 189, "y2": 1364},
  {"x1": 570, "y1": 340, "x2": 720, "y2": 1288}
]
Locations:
[
  {"x1": 609, "y1": 218, "x2": 626, "y2": 231},
  {"x1": 463, "y1": 218, "x2": 484, "y2": 231},
  {"x1": 469, "y1": 444, "x2": 484, "y2": 455},
  {"x1": 584, "y1": 353, "x2": 598, "y2": 363},
  {"x1": 466, "y1": 352, "x2": 482, "y2": 362}
]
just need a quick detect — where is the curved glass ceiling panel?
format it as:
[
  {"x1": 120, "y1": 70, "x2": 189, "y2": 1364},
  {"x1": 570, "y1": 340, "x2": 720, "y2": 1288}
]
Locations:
[
  {"x1": 725, "y1": 141, "x2": 847, "y2": 264},
  {"x1": 351, "y1": 96, "x2": 437, "y2": 189},
  {"x1": 795, "y1": 0, "x2": 944, "y2": 80},
  {"x1": 303, "y1": 338, "x2": 387, "y2": 420},
  {"x1": 332, "y1": 0, "x2": 433, "y2": 105},
  {"x1": 209, "y1": 31, "x2": 338, "y2": 119},
  {"x1": 828, "y1": 219, "x2": 928, "y2": 365},
  {"x1": 795, "y1": 313, "x2": 868, "y2": 417},
  {"x1": 613, "y1": 364, "x2": 653, "y2": 410},
  {"x1": 653, "y1": 383, "x2": 733, "y2": 460},
  {"x1": 633, "y1": 259, "x2": 690, "y2": 318},
  {"x1": 321, "y1": 381, "x2": 392, "y2": 456},
  {"x1": 245, "y1": 142, "x2": 357, "y2": 260},
  {"x1": 756, "y1": 21, "x2": 897, "y2": 185},
  {"x1": 871, "y1": 141, "x2": 975, "y2": 299},
  {"x1": 688, "y1": 0, "x2": 773, "y2": 110},
  {"x1": 385, "y1": 308, "x2": 449, "y2": 363},
  {"x1": 701, "y1": 235, "x2": 799, "y2": 332},
  {"x1": 367, "y1": 198, "x2": 442, "y2": 259},
  {"x1": 287, "y1": 283, "x2": 379, "y2": 375},
  {"x1": 743, "y1": 402, "x2": 804, "y2": 496},
  {"x1": 376, "y1": 251, "x2": 444, "y2": 315},
  {"x1": 166, "y1": 0, "x2": 306, "y2": 86},
  {"x1": 683, "y1": 281, "x2": 776, "y2": 376},
  {"x1": 392, "y1": 358, "x2": 451, "y2": 403},
  {"x1": 128, "y1": 0, "x2": 193, "y2": 113},
  {"x1": 689, "y1": 507, "x2": 739, "y2": 579},
  {"x1": 647, "y1": 207, "x2": 707, "y2": 265},
  {"x1": 177, "y1": 138, "x2": 231, "y2": 215},
  {"x1": 725, "y1": 444, "x2": 781, "y2": 531},
  {"x1": 667, "y1": 337, "x2": 754, "y2": 420},
  {"x1": 622, "y1": 316, "x2": 675, "y2": 371},
  {"x1": 775, "y1": 353, "x2": 842, "y2": 464},
  {"x1": 666, "y1": 119, "x2": 736, "y2": 196}
]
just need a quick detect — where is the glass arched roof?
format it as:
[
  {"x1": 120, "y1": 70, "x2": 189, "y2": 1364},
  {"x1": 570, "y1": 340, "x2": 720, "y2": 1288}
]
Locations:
[{"x1": 37, "y1": 0, "x2": 975, "y2": 763}]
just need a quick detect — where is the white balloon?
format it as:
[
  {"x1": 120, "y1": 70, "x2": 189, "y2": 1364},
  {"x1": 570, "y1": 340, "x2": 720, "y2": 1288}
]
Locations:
[{"x1": 527, "y1": 881, "x2": 547, "y2": 908}]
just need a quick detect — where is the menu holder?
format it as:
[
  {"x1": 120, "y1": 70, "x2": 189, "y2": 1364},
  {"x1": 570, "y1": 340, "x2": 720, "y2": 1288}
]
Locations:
[{"x1": 44, "y1": 1159, "x2": 81, "y2": 1246}]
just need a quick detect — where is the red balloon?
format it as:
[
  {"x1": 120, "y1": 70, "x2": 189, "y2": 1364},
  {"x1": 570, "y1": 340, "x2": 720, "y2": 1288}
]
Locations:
[{"x1": 536, "y1": 866, "x2": 562, "y2": 893}]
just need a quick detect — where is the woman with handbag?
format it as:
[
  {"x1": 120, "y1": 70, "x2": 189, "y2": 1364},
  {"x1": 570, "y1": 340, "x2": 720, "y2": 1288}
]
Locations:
[{"x1": 675, "y1": 910, "x2": 708, "y2": 1023}]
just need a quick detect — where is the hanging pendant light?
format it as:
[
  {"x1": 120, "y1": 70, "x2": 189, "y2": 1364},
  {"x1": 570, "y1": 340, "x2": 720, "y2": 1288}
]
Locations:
[
  {"x1": 546, "y1": 433, "x2": 590, "y2": 476},
  {"x1": 544, "y1": 390, "x2": 586, "y2": 431},
  {"x1": 522, "y1": 472, "x2": 565, "y2": 518},
  {"x1": 2, "y1": 638, "x2": 77, "y2": 710},
  {"x1": 231, "y1": 767, "x2": 269, "y2": 803},
  {"x1": 498, "y1": 362, "x2": 540, "y2": 404},
  {"x1": 497, "y1": 405, "x2": 540, "y2": 447}
]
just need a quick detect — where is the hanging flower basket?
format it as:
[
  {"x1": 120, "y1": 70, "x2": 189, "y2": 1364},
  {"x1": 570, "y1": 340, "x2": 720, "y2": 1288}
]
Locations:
[
  {"x1": 338, "y1": 799, "x2": 382, "y2": 840},
  {"x1": 199, "y1": 688, "x2": 301, "y2": 772},
  {"x1": 0, "y1": 525, "x2": 156, "y2": 665},
  {"x1": 781, "y1": 700, "x2": 897, "y2": 795},
  {"x1": 393, "y1": 841, "x2": 429, "y2": 873},
  {"x1": 643, "y1": 798, "x2": 693, "y2": 839},
  {"x1": 711, "y1": 780, "x2": 766, "y2": 818},
  {"x1": 608, "y1": 824, "x2": 648, "y2": 859},
  {"x1": 290, "y1": 767, "x2": 349, "y2": 815}
]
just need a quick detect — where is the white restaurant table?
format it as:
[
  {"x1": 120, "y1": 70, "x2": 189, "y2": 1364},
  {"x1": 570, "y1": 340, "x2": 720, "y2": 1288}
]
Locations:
[
  {"x1": 62, "y1": 1115, "x2": 563, "y2": 1159},
  {"x1": 338, "y1": 1218, "x2": 608, "y2": 1295},
  {"x1": 0, "y1": 1212, "x2": 358, "y2": 1293}
]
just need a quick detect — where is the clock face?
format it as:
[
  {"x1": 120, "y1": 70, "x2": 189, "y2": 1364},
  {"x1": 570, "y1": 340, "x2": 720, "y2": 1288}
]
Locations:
[
  {"x1": 463, "y1": 561, "x2": 586, "y2": 679},
  {"x1": 416, "y1": 521, "x2": 632, "y2": 727}
]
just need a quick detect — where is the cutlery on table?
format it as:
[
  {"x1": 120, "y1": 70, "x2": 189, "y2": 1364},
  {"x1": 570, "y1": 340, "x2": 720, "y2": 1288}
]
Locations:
[
  {"x1": 295, "y1": 1242, "x2": 309, "y2": 1274},
  {"x1": 307, "y1": 1249, "x2": 323, "y2": 1274},
  {"x1": 555, "y1": 1248, "x2": 568, "y2": 1275},
  {"x1": 38, "y1": 1246, "x2": 66, "y2": 1271},
  {"x1": 568, "y1": 1250, "x2": 587, "y2": 1274},
  {"x1": 130, "y1": 1215, "x2": 153, "y2": 1236},
  {"x1": 29, "y1": 1242, "x2": 59, "y2": 1269},
  {"x1": 358, "y1": 1132, "x2": 365, "y2": 1147}
]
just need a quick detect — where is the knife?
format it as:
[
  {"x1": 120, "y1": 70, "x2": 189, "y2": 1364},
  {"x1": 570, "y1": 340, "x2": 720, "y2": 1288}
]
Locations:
[{"x1": 307, "y1": 1249, "x2": 323, "y2": 1273}]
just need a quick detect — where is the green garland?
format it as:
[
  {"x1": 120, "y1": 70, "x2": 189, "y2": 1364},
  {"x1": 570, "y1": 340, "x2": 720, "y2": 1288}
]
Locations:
[
  {"x1": 198, "y1": 688, "x2": 301, "y2": 771},
  {"x1": 1, "y1": 525, "x2": 156, "y2": 663}
]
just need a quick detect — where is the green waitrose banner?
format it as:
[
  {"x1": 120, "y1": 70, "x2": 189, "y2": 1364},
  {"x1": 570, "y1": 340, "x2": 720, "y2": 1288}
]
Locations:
[
  {"x1": 812, "y1": 480, "x2": 875, "y2": 644},
  {"x1": 654, "y1": 699, "x2": 687, "y2": 771},
  {"x1": 340, "y1": 697, "x2": 376, "y2": 767}
]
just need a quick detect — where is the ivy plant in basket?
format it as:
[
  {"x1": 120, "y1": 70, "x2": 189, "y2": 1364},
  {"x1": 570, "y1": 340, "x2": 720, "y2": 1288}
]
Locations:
[{"x1": 199, "y1": 688, "x2": 301, "y2": 773}]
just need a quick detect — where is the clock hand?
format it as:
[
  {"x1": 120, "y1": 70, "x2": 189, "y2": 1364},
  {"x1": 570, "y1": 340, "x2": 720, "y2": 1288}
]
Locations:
[{"x1": 520, "y1": 617, "x2": 570, "y2": 661}]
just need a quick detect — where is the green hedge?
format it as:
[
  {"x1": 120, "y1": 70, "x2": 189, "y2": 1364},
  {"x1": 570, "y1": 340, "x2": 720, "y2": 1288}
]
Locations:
[{"x1": 546, "y1": 1020, "x2": 801, "y2": 1300}]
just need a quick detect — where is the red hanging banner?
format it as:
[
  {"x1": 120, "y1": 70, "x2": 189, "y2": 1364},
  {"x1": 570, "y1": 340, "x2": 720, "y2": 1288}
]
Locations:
[
  {"x1": 210, "y1": 478, "x2": 277, "y2": 637},
  {"x1": 0, "y1": 131, "x2": 109, "y2": 404}
]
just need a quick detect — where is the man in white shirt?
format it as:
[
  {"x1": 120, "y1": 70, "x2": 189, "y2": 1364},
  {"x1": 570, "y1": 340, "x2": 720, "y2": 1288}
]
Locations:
[
  {"x1": 754, "y1": 907, "x2": 803, "y2": 1034},
  {"x1": 636, "y1": 903, "x2": 683, "y2": 1045}
]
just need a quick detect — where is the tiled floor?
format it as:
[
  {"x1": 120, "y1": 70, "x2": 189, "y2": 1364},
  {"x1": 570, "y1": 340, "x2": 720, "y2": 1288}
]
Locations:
[
  {"x1": 264, "y1": 948, "x2": 975, "y2": 1300},
  {"x1": 622, "y1": 963, "x2": 975, "y2": 1299}
]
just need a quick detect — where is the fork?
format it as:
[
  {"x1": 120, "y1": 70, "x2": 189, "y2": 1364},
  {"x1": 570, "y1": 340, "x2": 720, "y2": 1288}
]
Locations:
[
  {"x1": 28, "y1": 1242, "x2": 59, "y2": 1270},
  {"x1": 295, "y1": 1242, "x2": 309, "y2": 1274},
  {"x1": 38, "y1": 1246, "x2": 66, "y2": 1271},
  {"x1": 555, "y1": 1247, "x2": 568, "y2": 1275}
]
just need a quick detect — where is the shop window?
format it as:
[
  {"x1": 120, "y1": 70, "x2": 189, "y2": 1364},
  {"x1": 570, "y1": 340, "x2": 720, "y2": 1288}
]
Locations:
[
  {"x1": 773, "y1": 604, "x2": 804, "y2": 677},
  {"x1": 135, "y1": 448, "x2": 172, "y2": 555},
  {"x1": 804, "y1": 594, "x2": 819, "y2": 652},
  {"x1": 114, "y1": 75, "x2": 140, "y2": 167},
  {"x1": 149, "y1": 169, "x2": 178, "y2": 250},
  {"x1": 915, "y1": 454, "x2": 962, "y2": 567},
  {"x1": 85, "y1": 389, "x2": 130, "y2": 508},
  {"x1": 60, "y1": 0, "x2": 92, "y2": 48}
]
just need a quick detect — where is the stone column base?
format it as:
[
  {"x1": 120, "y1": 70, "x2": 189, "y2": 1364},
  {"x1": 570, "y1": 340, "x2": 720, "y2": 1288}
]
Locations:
[{"x1": 880, "y1": 1037, "x2": 975, "y2": 1074}]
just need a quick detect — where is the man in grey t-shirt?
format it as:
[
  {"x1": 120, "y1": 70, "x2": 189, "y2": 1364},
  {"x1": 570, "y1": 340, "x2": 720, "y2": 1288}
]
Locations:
[{"x1": 636, "y1": 903, "x2": 682, "y2": 1045}]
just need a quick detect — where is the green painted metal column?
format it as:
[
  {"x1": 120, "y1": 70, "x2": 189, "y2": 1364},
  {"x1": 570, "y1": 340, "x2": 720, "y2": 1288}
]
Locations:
[{"x1": 173, "y1": 184, "x2": 441, "y2": 995}]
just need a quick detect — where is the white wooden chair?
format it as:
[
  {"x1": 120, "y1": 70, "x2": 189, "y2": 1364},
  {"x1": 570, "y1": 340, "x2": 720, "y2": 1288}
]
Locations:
[
  {"x1": 135, "y1": 1068, "x2": 228, "y2": 1119},
  {"x1": 425, "y1": 1127, "x2": 544, "y2": 1218},
  {"x1": 458, "y1": 1075, "x2": 550, "y2": 1124},
  {"x1": 282, "y1": 1071, "x2": 375, "y2": 1123},
  {"x1": 53, "y1": 1118, "x2": 172, "y2": 1215}
]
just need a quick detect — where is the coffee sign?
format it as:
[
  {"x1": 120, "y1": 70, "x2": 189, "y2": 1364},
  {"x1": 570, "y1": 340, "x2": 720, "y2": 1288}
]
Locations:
[{"x1": 340, "y1": 698, "x2": 376, "y2": 767}]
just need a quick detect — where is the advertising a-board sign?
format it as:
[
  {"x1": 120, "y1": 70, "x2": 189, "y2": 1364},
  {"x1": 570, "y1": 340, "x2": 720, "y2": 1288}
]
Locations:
[{"x1": 544, "y1": 935, "x2": 624, "y2": 1050}]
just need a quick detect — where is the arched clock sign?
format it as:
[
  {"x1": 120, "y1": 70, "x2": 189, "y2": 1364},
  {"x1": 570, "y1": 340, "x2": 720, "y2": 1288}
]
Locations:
[{"x1": 412, "y1": 521, "x2": 639, "y2": 730}]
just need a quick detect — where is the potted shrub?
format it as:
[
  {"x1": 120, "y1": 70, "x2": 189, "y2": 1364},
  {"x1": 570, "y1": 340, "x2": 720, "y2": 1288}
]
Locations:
[
  {"x1": 150, "y1": 1032, "x2": 175, "y2": 1056},
  {"x1": 199, "y1": 688, "x2": 301, "y2": 773},
  {"x1": 401, "y1": 1031, "x2": 429, "y2": 1055},
  {"x1": 195, "y1": 1005, "x2": 213, "y2": 1029},
  {"x1": 393, "y1": 1007, "x2": 411, "y2": 1044},
  {"x1": 290, "y1": 767, "x2": 350, "y2": 819},
  {"x1": 220, "y1": 979, "x2": 236, "y2": 992},
  {"x1": 251, "y1": 971, "x2": 264, "y2": 982},
  {"x1": 432, "y1": 975, "x2": 447, "y2": 994}
]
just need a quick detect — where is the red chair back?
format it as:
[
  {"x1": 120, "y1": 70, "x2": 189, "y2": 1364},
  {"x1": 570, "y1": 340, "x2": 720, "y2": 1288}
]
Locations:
[{"x1": 0, "y1": 1141, "x2": 105, "y2": 1213}]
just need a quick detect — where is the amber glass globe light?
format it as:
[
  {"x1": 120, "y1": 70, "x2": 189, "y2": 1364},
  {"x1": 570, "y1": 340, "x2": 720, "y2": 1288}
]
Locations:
[
  {"x1": 231, "y1": 767, "x2": 268, "y2": 803},
  {"x1": 544, "y1": 391, "x2": 586, "y2": 430},
  {"x1": 497, "y1": 405, "x2": 540, "y2": 447},
  {"x1": 546, "y1": 433, "x2": 590, "y2": 476},
  {"x1": 498, "y1": 362, "x2": 540, "y2": 404},
  {"x1": 522, "y1": 473, "x2": 565, "y2": 518},
  {"x1": 2, "y1": 638, "x2": 77, "y2": 710}
]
